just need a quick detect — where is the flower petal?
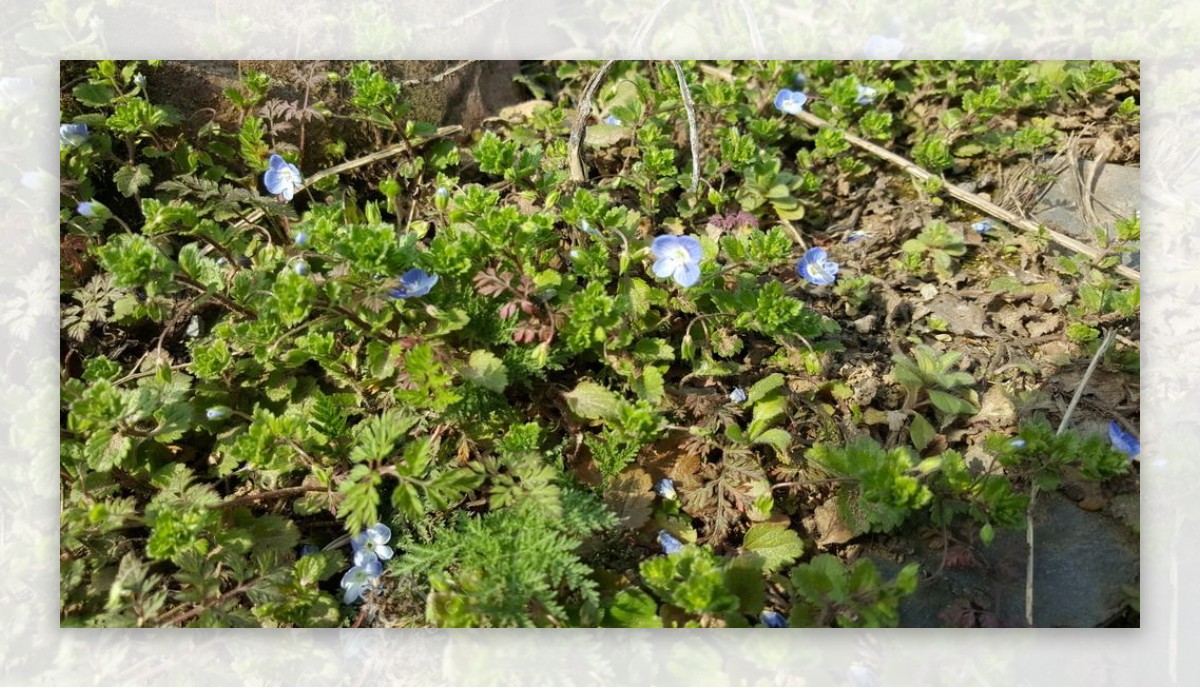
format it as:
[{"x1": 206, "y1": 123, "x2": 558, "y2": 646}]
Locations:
[
  {"x1": 652, "y1": 256, "x2": 679, "y2": 279},
  {"x1": 651, "y1": 235, "x2": 680, "y2": 257},
  {"x1": 353, "y1": 549, "x2": 380, "y2": 568},
  {"x1": 673, "y1": 260, "x2": 701, "y2": 288},
  {"x1": 678, "y1": 236, "x2": 703, "y2": 264},
  {"x1": 368, "y1": 523, "x2": 392, "y2": 544},
  {"x1": 374, "y1": 544, "x2": 394, "y2": 561}
]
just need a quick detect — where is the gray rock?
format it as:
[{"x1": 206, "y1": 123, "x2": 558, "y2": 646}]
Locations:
[
  {"x1": 870, "y1": 491, "x2": 1138, "y2": 627},
  {"x1": 1030, "y1": 159, "x2": 1140, "y2": 269}
]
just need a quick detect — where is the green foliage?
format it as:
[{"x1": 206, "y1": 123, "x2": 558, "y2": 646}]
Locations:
[
  {"x1": 398, "y1": 493, "x2": 616, "y2": 627},
  {"x1": 806, "y1": 437, "x2": 933, "y2": 534},
  {"x1": 901, "y1": 221, "x2": 967, "y2": 279},
  {"x1": 59, "y1": 58, "x2": 1139, "y2": 629},
  {"x1": 987, "y1": 415, "x2": 1131, "y2": 488},
  {"x1": 787, "y1": 554, "x2": 918, "y2": 628}
]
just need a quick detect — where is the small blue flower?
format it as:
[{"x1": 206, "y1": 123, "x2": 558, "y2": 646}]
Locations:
[
  {"x1": 855, "y1": 84, "x2": 878, "y2": 105},
  {"x1": 77, "y1": 201, "x2": 98, "y2": 217},
  {"x1": 205, "y1": 406, "x2": 230, "y2": 421},
  {"x1": 293, "y1": 231, "x2": 309, "y2": 247},
  {"x1": 972, "y1": 220, "x2": 994, "y2": 234},
  {"x1": 340, "y1": 558, "x2": 383, "y2": 604},
  {"x1": 650, "y1": 235, "x2": 703, "y2": 288},
  {"x1": 133, "y1": 74, "x2": 147, "y2": 89},
  {"x1": 351, "y1": 523, "x2": 394, "y2": 567},
  {"x1": 658, "y1": 530, "x2": 684, "y2": 555},
  {"x1": 292, "y1": 260, "x2": 309, "y2": 276},
  {"x1": 264, "y1": 154, "x2": 303, "y2": 201},
  {"x1": 797, "y1": 246, "x2": 839, "y2": 286},
  {"x1": 655, "y1": 478, "x2": 677, "y2": 501},
  {"x1": 845, "y1": 231, "x2": 873, "y2": 243},
  {"x1": 603, "y1": 114, "x2": 623, "y2": 126},
  {"x1": 580, "y1": 218, "x2": 603, "y2": 238},
  {"x1": 59, "y1": 123, "x2": 89, "y2": 148},
  {"x1": 1010, "y1": 438, "x2": 1026, "y2": 449},
  {"x1": 773, "y1": 89, "x2": 808, "y2": 116},
  {"x1": 389, "y1": 268, "x2": 439, "y2": 299},
  {"x1": 793, "y1": 73, "x2": 807, "y2": 89},
  {"x1": 1108, "y1": 421, "x2": 1140, "y2": 459},
  {"x1": 761, "y1": 610, "x2": 789, "y2": 628},
  {"x1": 435, "y1": 186, "x2": 449, "y2": 198},
  {"x1": 730, "y1": 387, "x2": 748, "y2": 404},
  {"x1": 865, "y1": 34, "x2": 904, "y2": 59}
]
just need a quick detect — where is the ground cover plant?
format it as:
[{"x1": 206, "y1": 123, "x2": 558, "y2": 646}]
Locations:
[{"x1": 59, "y1": 59, "x2": 1141, "y2": 628}]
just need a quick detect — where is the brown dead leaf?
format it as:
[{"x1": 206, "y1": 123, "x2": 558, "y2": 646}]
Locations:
[
  {"x1": 813, "y1": 497, "x2": 857, "y2": 547},
  {"x1": 972, "y1": 385, "x2": 1017, "y2": 427},
  {"x1": 603, "y1": 468, "x2": 654, "y2": 530}
]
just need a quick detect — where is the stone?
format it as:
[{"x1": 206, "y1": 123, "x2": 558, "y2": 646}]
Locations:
[
  {"x1": 1030, "y1": 159, "x2": 1140, "y2": 269},
  {"x1": 869, "y1": 491, "x2": 1138, "y2": 627}
]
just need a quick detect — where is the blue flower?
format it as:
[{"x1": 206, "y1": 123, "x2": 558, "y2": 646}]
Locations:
[
  {"x1": 658, "y1": 530, "x2": 684, "y2": 555},
  {"x1": 792, "y1": 73, "x2": 807, "y2": 89},
  {"x1": 388, "y1": 268, "x2": 439, "y2": 299},
  {"x1": 293, "y1": 231, "x2": 309, "y2": 247},
  {"x1": 655, "y1": 478, "x2": 677, "y2": 501},
  {"x1": 133, "y1": 74, "x2": 147, "y2": 89},
  {"x1": 972, "y1": 220, "x2": 994, "y2": 234},
  {"x1": 1108, "y1": 421, "x2": 1140, "y2": 459},
  {"x1": 761, "y1": 610, "x2": 789, "y2": 628},
  {"x1": 729, "y1": 387, "x2": 748, "y2": 404},
  {"x1": 773, "y1": 89, "x2": 808, "y2": 116},
  {"x1": 292, "y1": 260, "x2": 309, "y2": 276},
  {"x1": 603, "y1": 114, "x2": 623, "y2": 126},
  {"x1": 1010, "y1": 438, "x2": 1026, "y2": 449},
  {"x1": 845, "y1": 231, "x2": 873, "y2": 243},
  {"x1": 650, "y1": 235, "x2": 703, "y2": 288},
  {"x1": 264, "y1": 154, "x2": 303, "y2": 201},
  {"x1": 77, "y1": 201, "x2": 98, "y2": 217},
  {"x1": 855, "y1": 85, "x2": 878, "y2": 105},
  {"x1": 340, "y1": 558, "x2": 383, "y2": 604},
  {"x1": 435, "y1": 186, "x2": 449, "y2": 198},
  {"x1": 865, "y1": 34, "x2": 904, "y2": 59},
  {"x1": 797, "y1": 246, "x2": 839, "y2": 286},
  {"x1": 205, "y1": 406, "x2": 230, "y2": 421},
  {"x1": 580, "y1": 218, "x2": 603, "y2": 238},
  {"x1": 59, "y1": 123, "x2": 89, "y2": 148},
  {"x1": 351, "y1": 523, "x2": 394, "y2": 567}
]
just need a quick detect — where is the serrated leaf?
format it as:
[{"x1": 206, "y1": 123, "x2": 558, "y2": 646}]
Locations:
[
  {"x1": 462, "y1": 350, "x2": 508, "y2": 393},
  {"x1": 115, "y1": 163, "x2": 153, "y2": 198},
  {"x1": 72, "y1": 82, "x2": 117, "y2": 107},
  {"x1": 564, "y1": 380, "x2": 621, "y2": 420},
  {"x1": 909, "y1": 412, "x2": 936, "y2": 451},
  {"x1": 742, "y1": 523, "x2": 805, "y2": 573}
]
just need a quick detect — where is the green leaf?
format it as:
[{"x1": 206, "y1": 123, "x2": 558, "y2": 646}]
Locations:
[
  {"x1": 73, "y1": 82, "x2": 117, "y2": 107},
  {"x1": 746, "y1": 372, "x2": 785, "y2": 405},
  {"x1": 742, "y1": 523, "x2": 804, "y2": 573},
  {"x1": 606, "y1": 588, "x2": 663, "y2": 628},
  {"x1": 564, "y1": 381, "x2": 621, "y2": 420},
  {"x1": 462, "y1": 350, "x2": 508, "y2": 393},
  {"x1": 909, "y1": 412, "x2": 936, "y2": 451},
  {"x1": 751, "y1": 428, "x2": 791, "y2": 453},
  {"x1": 114, "y1": 164, "x2": 153, "y2": 198},
  {"x1": 927, "y1": 389, "x2": 976, "y2": 416}
]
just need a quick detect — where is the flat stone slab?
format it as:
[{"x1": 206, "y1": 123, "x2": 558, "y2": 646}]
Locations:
[
  {"x1": 1031, "y1": 159, "x2": 1140, "y2": 269},
  {"x1": 870, "y1": 491, "x2": 1138, "y2": 627}
]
